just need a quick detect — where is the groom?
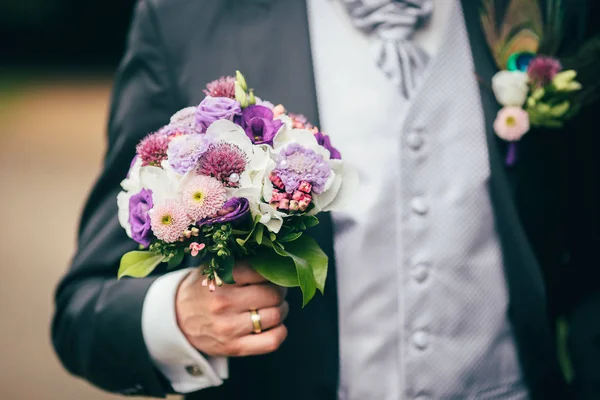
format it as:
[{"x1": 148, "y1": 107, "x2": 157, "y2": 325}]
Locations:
[{"x1": 52, "y1": 0, "x2": 600, "y2": 399}]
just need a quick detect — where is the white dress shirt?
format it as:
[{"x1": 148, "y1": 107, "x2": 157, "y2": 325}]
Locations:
[{"x1": 142, "y1": 0, "x2": 454, "y2": 393}]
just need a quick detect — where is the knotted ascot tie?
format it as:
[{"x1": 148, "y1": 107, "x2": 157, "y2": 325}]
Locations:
[{"x1": 341, "y1": 0, "x2": 433, "y2": 98}]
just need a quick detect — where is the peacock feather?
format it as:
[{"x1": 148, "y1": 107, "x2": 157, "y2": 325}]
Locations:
[{"x1": 481, "y1": 0, "x2": 564, "y2": 70}]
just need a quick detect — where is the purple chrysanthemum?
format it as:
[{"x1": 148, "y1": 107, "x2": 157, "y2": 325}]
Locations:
[
  {"x1": 167, "y1": 134, "x2": 212, "y2": 175},
  {"x1": 137, "y1": 132, "x2": 170, "y2": 167},
  {"x1": 203, "y1": 76, "x2": 236, "y2": 98},
  {"x1": 527, "y1": 56, "x2": 562, "y2": 87},
  {"x1": 273, "y1": 143, "x2": 331, "y2": 194},
  {"x1": 197, "y1": 143, "x2": 248, "y2": 187}
]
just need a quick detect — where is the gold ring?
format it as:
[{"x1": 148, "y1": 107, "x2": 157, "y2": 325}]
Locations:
[{"x1": 250, "y1": 309, "x2": 262, "y2": 334}]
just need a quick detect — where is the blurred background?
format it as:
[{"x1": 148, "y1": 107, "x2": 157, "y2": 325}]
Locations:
[{"x1": 0, "y1": 1, "x2": 179, "y2": 399}]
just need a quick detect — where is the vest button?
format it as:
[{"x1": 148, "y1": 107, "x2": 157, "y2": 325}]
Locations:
[
  {"x1": 406, "y1": 132, "x2": 424, "y2": 150},
  {"x1": 412, "y1": 330, "x2": 429, "y2": 350},
  {"x1": 410, "y1": 197, "x2": 429, "y2": 215},
  {"x1": 411, "y1": 263, "x2": 429, "y2": 283}
]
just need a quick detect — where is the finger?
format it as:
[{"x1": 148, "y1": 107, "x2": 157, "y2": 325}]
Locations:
[
  {"x1": 227, "y1": 324, "x2": 288, "y2": 357},
  {"x1": 230, "y1": 283, "x2": 286, "y2": 311},
  {"x1": 233, "y1": 261, "x2": 267, "y2": 285},
  {"x1": 238, "y1": 302, "x2": 289, "y2": 336}
]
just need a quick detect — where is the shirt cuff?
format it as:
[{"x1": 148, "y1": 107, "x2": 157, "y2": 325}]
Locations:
[{"x1": 141, "y1": 268, "x2": 229, "y2": 393}]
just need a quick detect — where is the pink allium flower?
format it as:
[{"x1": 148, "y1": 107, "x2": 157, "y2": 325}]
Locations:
[
  {"x1": 527, "y1": 56, "x2": 562, "y2": 87},
  {"x1": 493, "y1": 106, "x2": 530, "y2": 141},
  {"x1": 149, "y1": 200, "x2": 190, "y2": 243},
  {"x1": 197, "y1": 143, "x2": 247, "y2": 187},
  {"x1": 137, "y1": 132, "x2": 170, "y2": 167},
  {"x1": 203, "y1": 76, "x2": 236, "y2": 99},
  {"x1": 181, "y1": 175, "x2": 227, "y2": 221}
]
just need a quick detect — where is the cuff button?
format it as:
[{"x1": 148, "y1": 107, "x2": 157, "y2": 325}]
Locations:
[{"x1": 185, "y1": 364, "x2": 204, "y2": 377}]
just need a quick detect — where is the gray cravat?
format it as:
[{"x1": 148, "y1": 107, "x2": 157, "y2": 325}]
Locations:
[{"x1": 340, "y1": 0, "x2": 433, "y2": 98}]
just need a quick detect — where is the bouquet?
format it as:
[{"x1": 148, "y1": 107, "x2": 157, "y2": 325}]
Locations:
[{"x1": 117, "y1": 71, "x2": 355, "y2": 305}]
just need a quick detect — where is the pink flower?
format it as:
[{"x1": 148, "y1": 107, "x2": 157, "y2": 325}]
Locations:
[
  {"x1": 493, "y1": 107, "x2": 530, "y2": 141},
  {"x1": 137, "y1": 132, "x2": 170, "y2": 167},
  {"x1": 527, "y1": 56, "x2": 562, "y2": 87},
  {"x1": 272, "y1": 104, "x2": 286, "y2": 118},
  {"x1": 298, "y1": 181, "x2": 312, "y2": 194},
  {"x1": 149, "y1": 200, "x2": 190, "y2": 243},
  {"x1": 203, "y1": 76, "x2": 236, "y2": 99},
  {"x1": 271, "y1": 190, "x2": 291, "y2": 202},
  {"x1": 269, "y1": 172, "x2": 285, "y2": 190},
  {"x1": 189, "y1": 242, "x2": 206, "y2": 256},
  {"x1": 181, "y1": 175, "x2": 227, "y2": 221}
]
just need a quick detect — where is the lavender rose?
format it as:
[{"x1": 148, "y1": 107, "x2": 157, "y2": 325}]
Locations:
[
  {"x1": 128, "y1": 189, "x2": 154, "y2": 247},
  {"x1": 237, "y1": 105, "x2": 283, "y2": 145},
  {"x1": 314, "y1": 132, "x2": 342, "y2": 160},
  {"x1": 200, "y1": 197, "x2": 250, "y2": 226},
  {"x1": 195, "y1": 97, "x2": 242, "y2": 133}
]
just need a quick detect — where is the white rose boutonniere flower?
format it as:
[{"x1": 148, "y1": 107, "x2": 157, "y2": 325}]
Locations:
[{"x1": 492, "y1": 70, "x2": 529, "y2": 107}]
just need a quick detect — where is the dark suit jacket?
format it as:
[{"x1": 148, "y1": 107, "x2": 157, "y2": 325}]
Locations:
[{"x1": 51, "y1": 0, "x2": 600, "y2": 399}]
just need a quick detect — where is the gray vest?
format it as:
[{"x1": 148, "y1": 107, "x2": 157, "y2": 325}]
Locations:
[{"x1": 334, "y1": 3, "x2": 529, "y2": 399}]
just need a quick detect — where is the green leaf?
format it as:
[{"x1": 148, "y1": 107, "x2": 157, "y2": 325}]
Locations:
[
  {"x1": 278, "y1": 232, "x2": 303, "y2": 243},
  {"x1": 219, "y1": 255, "x2": 236, "y2": 284},
  {"x1": 284, "y1": 235, "x2": 329, "y2": 296},
  {"x1": 118, "y1": 251, "x2": 165, "y2": 279},
  {"x1": 237, "y1": 216, "x2": 262, "y2": 246},
  {"x1": 167, "y1": 248, "x2": 185, "y2": 269},
  {"x1": 248, "y1": 248, "x2": 299, "y2": 288},
  {"x1": 302, "y1": 215, "x2": 320, "y2": 228},
  {"x1": 254, "y1": 224, "x2": 264, "y2": 245}
]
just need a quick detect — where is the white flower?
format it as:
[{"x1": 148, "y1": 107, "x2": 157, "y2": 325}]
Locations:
[
  {"x1": 492, "y1": 71, "x2": 530, "y2": 107},
  {"x1": 310, "y1": 160, "x2": 358, "y2": 214},
  {"x1": 120, "y1": 156, "x2": 143, "y2": 192},
  {"x1": 234, "y1": 186, "x2": 286, "y2": 233},
  {"x1": 117, "y1": 191, "x2": 134, "y2": 238},
  {"x1": 117, "y1": 157, "x2": 144, "y2": 238},
  {"x1": 139, "y1": 163, "x2": 183, "y2": 206}
]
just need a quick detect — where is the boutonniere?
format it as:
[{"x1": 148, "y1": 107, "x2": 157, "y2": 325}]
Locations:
[{"x1": 480, "y1": 0, "x2": 583, "y2": 165}]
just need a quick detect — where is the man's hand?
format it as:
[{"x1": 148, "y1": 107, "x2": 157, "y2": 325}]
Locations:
[{"x1": 175, "y1": 261, "x2": 289, "y2": 357}]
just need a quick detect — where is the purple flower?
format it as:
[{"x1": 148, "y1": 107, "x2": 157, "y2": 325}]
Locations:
[
  {"x1": 527, "y1": 56, "x2": 562, "y2": 87},
  {"x1": 314, "y1": 132, "x2": 342, "y2": 160},
  {"x1": 195, "y1": 97, "x2": 242, "y2": 133},
  {"x1": 167, "y1": 134, "x2": 212, "y2": 175},
  {"x1": 200, "y1": 197, "x2": 250, "y2": 226},
  {"x1": 274, "y1": 143, "x2": 331, "y2": 194},
  {"x1": 128, "y1": 189, "x2": 154, "y2": 247},
  {"x1": 237, "y1": 105, "x2": 284, "y2": 145}
]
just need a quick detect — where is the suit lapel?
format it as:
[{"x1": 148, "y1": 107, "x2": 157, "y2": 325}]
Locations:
[{"x1": 461, "y1": 1, "x2": 569, "y2": 398}]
